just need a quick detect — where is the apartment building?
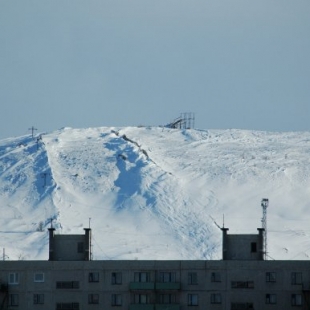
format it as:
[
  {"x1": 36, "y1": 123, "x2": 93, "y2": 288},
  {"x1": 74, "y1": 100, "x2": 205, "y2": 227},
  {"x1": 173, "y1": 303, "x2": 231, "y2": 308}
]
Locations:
[{"x1": 0, "y1": 227, "x2": 309, "y2": 310}]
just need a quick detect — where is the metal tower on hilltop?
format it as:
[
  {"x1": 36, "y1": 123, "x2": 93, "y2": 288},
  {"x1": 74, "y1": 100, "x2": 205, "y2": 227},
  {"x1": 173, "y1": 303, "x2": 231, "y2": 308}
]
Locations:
[
  {"x1": 180, "y1": 112, "x2": 195, "y2": 129},
  {"x1": 166, "y1": 112, "x2": 195, "y2": 129},
  {"x1": 261, "y1": 198, "x2": 269, "y2": 260}
]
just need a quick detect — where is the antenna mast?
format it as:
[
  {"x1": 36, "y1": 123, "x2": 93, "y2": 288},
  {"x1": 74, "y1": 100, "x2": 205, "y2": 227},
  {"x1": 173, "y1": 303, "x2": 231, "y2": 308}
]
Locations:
[
  {"x1": 89, "y1": 218, "x2": 92, "y2": 260},
  {"x1": 261, "y1": 198, "x2": 269, "y2": 260}
]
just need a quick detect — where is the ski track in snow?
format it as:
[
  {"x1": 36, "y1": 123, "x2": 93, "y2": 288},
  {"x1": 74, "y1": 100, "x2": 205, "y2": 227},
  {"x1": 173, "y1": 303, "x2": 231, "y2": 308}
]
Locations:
[{"x1": 1, "y1": 127, "x2": 310, "y2": 260}]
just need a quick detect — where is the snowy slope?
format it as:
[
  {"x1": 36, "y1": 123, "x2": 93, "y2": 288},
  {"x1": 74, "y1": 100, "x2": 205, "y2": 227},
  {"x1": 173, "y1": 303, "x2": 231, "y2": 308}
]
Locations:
[{"x1": 1, "y1": 127, "x2": 310, "y2": 261}]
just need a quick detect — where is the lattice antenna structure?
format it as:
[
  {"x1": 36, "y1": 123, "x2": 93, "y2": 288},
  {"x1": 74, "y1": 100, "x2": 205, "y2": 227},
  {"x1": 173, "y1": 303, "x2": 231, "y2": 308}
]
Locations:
[
  {"x1": 166, "y1": 112, "x2": 196, "y2": 130},
  {"x1": 261, "y1": 198, "x2": 269, "y2": 260},
  {"x1": 180, "y1": 112, "x2": 195, "y2": 129}
]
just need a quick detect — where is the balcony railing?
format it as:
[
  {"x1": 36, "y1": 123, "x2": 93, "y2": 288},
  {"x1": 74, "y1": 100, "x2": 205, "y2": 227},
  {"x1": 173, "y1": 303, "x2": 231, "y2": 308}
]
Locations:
[
  {"x1": 129, "y1": 282, "x2": 155, "y2": 290},
  {"x1": 155, "y1": 283, "x2": 181, "y2": 290},
  {"x1": 129, "y1": 282, "x2": 181, "y2": 290}
]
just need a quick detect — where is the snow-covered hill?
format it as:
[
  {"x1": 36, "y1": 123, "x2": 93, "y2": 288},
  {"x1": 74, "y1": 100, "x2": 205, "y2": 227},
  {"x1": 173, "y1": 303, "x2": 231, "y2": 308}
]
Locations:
[{"x1": 1, "y1": 127, "x2": 310, "y2": 261}]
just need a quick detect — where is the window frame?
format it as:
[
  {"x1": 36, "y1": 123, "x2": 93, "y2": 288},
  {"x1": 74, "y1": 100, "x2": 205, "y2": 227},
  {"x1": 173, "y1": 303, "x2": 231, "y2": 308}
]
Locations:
[
  {"x1": 34, "y1": 272, "x2": 45, "y2": 283},
  {"x1": 88, "y1": 272, "x2": 99, "y2": 283},
  {"x1": 56, "y1": 281, "x2": 79, "y2": 289},
  {"x1": 210, "y1": 293, "x2": 221, "y2": 304},
  {"x1": 56, "y1": 302, "x2": 80, "y2": 310},
  {"x1": 134, "y1": 272, "x2": 150, "y2": 283},
  {"x1": 291, "y1": 294, "x2": 303, "y2": 306},
  {"x1": 111, "y1": 294, "x2": 122, "y2": 306},
  {"x1": 8, "y1": 273, "x2": 19, "y2": 285},
  {"x1": 158, "y1": 272, "x2": 176, "y2": 283},
  {"x1": 231, "y1": 281, "x2": 254, "y2": 289},
  {"x1": 88, "y1": 294, "x2": 99, "y2": 304},
  {"x1": 211, "y1": 272, "x2": 221, "y2": 283},
  {"x1": 188, "y1": 294, "x2": 198, "y2": 306},
  {"x1": 33, "y1": 293, "x2": 44, "y2": 304},
  {"x1": 111, "y1": 272, "x2": 122, "y2": 285},
  {"x1": 9, "y1": 294, "x2": 19, "y2": 306},
  {"x1": 134, "y1": 293, "x2": 150, "y2": 304},
  {"x1": 266, "y1": 272, "x2": 276, "y2": 283},
  {"x1": 231, "y1": 302, "x2": 254, "y2": 310},
  {"x1": 291, "y1": 272, "x2": 302, "y2": 285},
  {"x1": 266, "y1": 294, "x2": 277, "y2": 304},
  {"x1": 188, "y1": 272, "x2": 198, "y2": 285}
]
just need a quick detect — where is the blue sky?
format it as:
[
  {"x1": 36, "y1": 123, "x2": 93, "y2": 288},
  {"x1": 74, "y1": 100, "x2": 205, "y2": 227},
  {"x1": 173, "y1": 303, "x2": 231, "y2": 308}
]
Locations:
[{"x1": 1, "y1": 0, "x2": 309, "y2": 139}]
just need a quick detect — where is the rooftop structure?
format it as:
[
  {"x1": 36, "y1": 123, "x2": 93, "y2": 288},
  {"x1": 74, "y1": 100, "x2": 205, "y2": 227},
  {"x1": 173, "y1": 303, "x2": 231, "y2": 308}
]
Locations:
[{"x1": 0, "y1": 226, "x2": 309, "y2": 310}]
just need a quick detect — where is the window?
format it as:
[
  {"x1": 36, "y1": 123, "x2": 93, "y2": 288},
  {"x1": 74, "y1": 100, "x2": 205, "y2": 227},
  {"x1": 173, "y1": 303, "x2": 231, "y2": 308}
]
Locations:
[
  {"x1": 251, "y1": 242, "x2": 257, "y2": 253},
  {"x1": 211, "y1": 272, "x2": 221, "y2": 282},
  {"x1": 158, "y1": 294, "x2": 176, "y2": 304},
  {"x1": 292, "y1": 294, "x2": 303, "y2": 306},
  {"x1": 134, "y1": 272, "x2": 150, "y2": 282},
  {"x1": 34, "y1": 273, "x2": 44, "y2": 282},
  {"x1": 231, "y1": 303, "x2": 254, "y2": 310},
  {"x1": 111, "y1": 294, "x2": 122, "y2": 306},
  {"x1": 159, "y1": 272, "x2": 176, "y2": 283},
  {"x1": 134, "y1": 294, "x2": 150, "y2": 304},
  {"x1": 77, "y1": 242, "x2": 84, "y2": 253},
  {"x1": 89, "y1": 272, "x2": 99, "y2": 282},
  {"x1": 211, "y1": 293, "x2": 221, "y2": 304},
  {"x1": 8, "y1": 273, "x2": 19, "y2": 285},
  {"x1": 188, "y1": 294, "x2": 198, "y2": 306},
  {"x1": 231, "y1": 281, "x2": 254, "y2": 289},
  {"x1": 56, "y1": 303, "x2": 79, "y2": 310},
  {"x1": 88, "y1": 294, "x2": 99, "y2": 304},
  {"x1": 291, "y1": 272, "x2": 302, "y2": 285},
  {"x1": 266, "y1": 272, "x2": 276, "y2": 282},
  {"x1": 9, "y1": 294, "x2": 19, "y2": 306},
  {"x1": 34, "y1": 294, "x2": 44, "y2": 304},
  {"x1": 111, "y1": 272, "x2": 122, "y2": 285},
  {"x1": 266, "y1": 294, "x2": 277, "y2": 304},
  {"x1": 188, "y1": 272, "x2": 198, "y2": 285},
  {"x1": 56, "y1": 281, "x2": 79, "y2": 289}
]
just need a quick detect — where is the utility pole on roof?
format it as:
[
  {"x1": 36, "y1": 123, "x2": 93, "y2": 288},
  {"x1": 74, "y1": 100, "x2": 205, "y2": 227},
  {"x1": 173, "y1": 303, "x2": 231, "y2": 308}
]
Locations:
[
  {"x1": 28, "y1": 126, "x2": 37, "y2": 138},
  {"x1": 261, "y1": 198, "x2": 269, "y2": 260}
]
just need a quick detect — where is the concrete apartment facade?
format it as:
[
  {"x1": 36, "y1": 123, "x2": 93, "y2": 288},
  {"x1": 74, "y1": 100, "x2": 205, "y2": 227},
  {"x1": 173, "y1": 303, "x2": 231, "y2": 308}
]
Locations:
[{"x1": 0, "y1": 227, "x2": 309, "y2": 310}]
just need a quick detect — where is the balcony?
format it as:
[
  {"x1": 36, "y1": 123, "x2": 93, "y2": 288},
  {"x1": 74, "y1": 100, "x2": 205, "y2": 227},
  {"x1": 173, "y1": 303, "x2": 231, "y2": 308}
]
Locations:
[
  {"x1": 129, "y1": 282, "x2": 155, "y2": 290},
  {"x1": 129, "y1": 281, "x2": 181, "y2": 291},
  {"x1": 155, "y1": 283, "x2": 181, "y2": 290}
]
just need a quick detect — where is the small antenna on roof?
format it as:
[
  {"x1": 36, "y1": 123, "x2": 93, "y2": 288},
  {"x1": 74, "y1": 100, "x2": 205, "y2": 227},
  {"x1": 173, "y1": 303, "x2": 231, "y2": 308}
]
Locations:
[
  {"x1": 222, "y1": 214, "x2": 225, "y2": 228},
  {"x1": 89, "y1": 218, "x2": 91, "y2": 229},
  {"x1": 261, "y1": 198, "x2": 269, "y2": 260},
  {"x1": 50, "y1": 218, "x2": 53, "y2": 229}
]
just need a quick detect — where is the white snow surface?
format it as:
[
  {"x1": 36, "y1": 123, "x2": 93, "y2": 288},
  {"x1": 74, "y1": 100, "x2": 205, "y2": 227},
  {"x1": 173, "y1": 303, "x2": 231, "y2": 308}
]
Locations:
[{"x1": 1, "y1": 127, "x2": 310, "y2": 261}]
